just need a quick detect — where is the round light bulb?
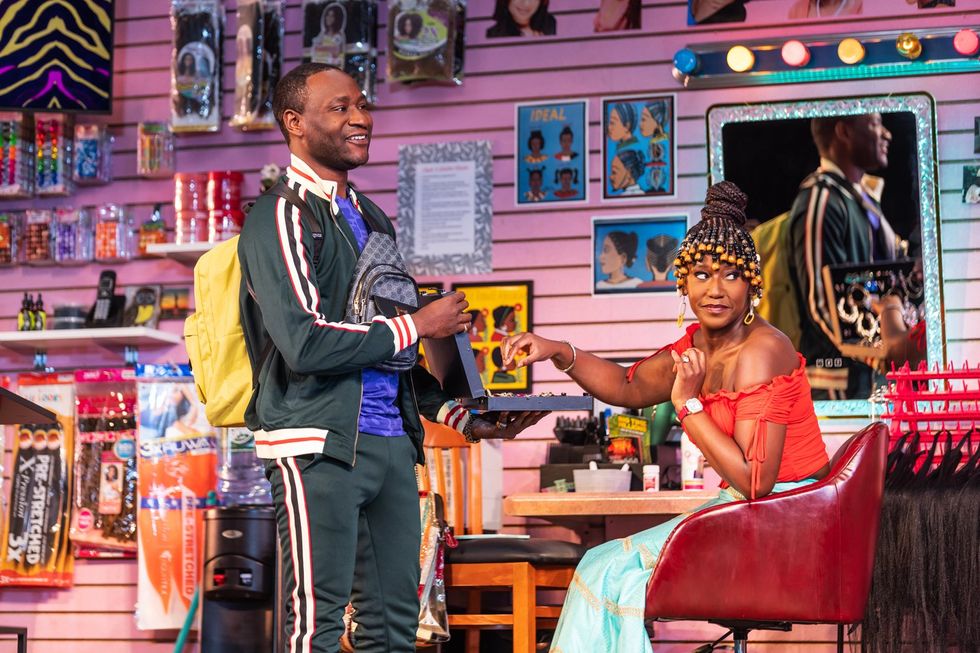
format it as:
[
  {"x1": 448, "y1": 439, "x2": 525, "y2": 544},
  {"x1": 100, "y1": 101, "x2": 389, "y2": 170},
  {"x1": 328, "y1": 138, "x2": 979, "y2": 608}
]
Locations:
[
  {"x1": 896, "y1": 32, "x2": 922, "y2": 60},
  {"x1": 837, "y1": 38, "x2": 866, "y2": 65},
  {"x1": 781, "y1": 40, "x2": 811, "y2": 67},
  {"x1": 726, "y1": 45, "x2": 755, "y2": 73},
  {"x1": 673, "y1": 48, "x2": 700, "y2": 75},
  {"x1": 953, "y1": 29, "x2": 980, "y2": 57}
]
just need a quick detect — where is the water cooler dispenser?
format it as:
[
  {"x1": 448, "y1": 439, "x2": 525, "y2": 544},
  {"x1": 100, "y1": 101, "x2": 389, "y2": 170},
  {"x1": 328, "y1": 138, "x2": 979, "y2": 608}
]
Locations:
[{"x1": 201, "y1": 505, "x2": 278, "y2": 652}]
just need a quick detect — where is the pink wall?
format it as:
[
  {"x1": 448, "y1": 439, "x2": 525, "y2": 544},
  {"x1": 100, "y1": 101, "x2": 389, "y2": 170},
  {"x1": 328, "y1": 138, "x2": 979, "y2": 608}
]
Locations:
[{"x1": 1, "y1": 0, "x2": 979, "y2": 650}]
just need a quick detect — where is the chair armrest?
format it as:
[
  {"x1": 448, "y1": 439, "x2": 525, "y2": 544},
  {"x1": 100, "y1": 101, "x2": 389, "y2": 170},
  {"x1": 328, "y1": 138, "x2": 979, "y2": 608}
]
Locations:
[{"x1": 645, "y1": 483, "x2": 846, "y2": 623}]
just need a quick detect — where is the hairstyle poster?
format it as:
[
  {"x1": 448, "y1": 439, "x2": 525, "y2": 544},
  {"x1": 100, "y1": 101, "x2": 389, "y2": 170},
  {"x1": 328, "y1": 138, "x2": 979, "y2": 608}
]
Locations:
[
  {"x1": 592, "y1": 215, "x2": 688, "y2": 295},
  {"x1": 963, "y1": 165, "x2": 980, "y2": 204},
  {"x1": 451, "y1": 281, "x2": 532, "y2": 392},
  {"x1": 515, "y1": 100, "x2": 588, "y2": 206},
  {"x1": 601, "y1": 95, "x2": 676, "y2": 200}
]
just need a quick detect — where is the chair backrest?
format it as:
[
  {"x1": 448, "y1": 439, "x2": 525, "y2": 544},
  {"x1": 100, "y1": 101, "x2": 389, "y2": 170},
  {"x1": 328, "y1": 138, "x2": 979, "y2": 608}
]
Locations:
[
  {"x1": 645, "y1": 422, "x2": 888, "y2": 623},
  {"x1": 420, "y1": 418, "x2": 484, "y2": 535}
]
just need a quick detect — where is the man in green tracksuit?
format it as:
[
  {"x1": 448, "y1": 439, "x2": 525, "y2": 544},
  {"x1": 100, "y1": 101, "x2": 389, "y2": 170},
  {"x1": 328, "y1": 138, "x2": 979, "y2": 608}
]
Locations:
[
  {"x1": 238, "y1": 63, "x2": 541, "y2": 653},
  {"x1": 789, "y1": 112, "x2": 900, "y2": 399}
]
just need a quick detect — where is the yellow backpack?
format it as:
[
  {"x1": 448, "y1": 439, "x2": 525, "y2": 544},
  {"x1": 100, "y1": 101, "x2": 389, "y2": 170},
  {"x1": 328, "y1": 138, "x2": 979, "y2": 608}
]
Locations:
[
  {"x1": 750, "y1": 211, "x2": 801, "y2": 349},
  {"x1": 183, "y1": 183, "x2": 322, "y2": 427}
]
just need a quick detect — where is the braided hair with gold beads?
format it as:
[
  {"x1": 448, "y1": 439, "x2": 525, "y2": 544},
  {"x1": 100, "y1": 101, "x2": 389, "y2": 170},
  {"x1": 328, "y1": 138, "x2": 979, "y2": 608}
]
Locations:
[{"x1": 673, "y1": 181, "x2": 762, "y2": 326}]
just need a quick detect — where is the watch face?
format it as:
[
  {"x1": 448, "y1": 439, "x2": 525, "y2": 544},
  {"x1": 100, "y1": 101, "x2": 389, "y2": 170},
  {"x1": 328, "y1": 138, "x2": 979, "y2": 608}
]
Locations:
[{"x1": 685, "y1": 397, "x2": 703, "y2": 413}]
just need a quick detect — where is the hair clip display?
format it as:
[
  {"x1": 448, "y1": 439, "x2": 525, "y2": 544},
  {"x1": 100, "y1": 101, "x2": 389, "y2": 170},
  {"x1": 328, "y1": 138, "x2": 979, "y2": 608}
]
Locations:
[
  {"x1": 53, "y1": 208, "x2": 94, "y2": 265},
  {"x1": 35, "y1": 113, "x2": 73, "y2": 196},
  {"x1": 94, "y1": 204, "x2": 135, "y2": 263},
  {"x1": 22, "y1": 210, "x2": 54, "y2": 265},
  {"x1": 0, "y1": 113, "x2": 33, "y2": 198},
  {"x1": 73, "y1": 124, "x2": 113, "y2": 185},
  {"x1": 0, "y1": 212, "x2": 21, "y2": 266}
]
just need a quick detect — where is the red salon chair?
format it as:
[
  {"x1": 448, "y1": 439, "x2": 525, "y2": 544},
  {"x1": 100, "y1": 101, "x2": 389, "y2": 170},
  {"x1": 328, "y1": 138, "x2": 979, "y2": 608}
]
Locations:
[{"x1": 645, "y1": 422, "x2": 888, "y2": 652}]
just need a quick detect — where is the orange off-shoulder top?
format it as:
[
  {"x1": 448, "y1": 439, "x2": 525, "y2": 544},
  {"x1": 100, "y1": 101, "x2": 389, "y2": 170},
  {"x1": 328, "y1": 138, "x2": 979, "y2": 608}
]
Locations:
[{"x1": 627, "y1": 324, "x2": 830, "y2": 499}]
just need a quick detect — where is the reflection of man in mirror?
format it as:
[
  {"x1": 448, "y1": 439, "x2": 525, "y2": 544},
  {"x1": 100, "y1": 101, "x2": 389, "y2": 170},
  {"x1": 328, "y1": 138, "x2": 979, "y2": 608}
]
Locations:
[{"x1": 789, "y1": 112, "x2": 901, "y2": 399}]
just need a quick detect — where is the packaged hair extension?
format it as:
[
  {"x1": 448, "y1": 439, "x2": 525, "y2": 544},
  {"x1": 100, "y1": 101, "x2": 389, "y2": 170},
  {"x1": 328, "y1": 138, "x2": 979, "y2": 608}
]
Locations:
[
  {"x1": 387, "y1": 0, "x2": 456, "y2": 84},
  {"x1": 231, "y1": 0, "x2": 284, "y2": 130},
  {"x1": 303, "y1": 0, "x2": 379, "y2": 102},
  {"x1": 0, "y1": 374, "x2": 76, "y2": 588},
  {"x1": 70, "y1": 368, "x2": 139, "y2": 552},
  {"x1": 170, "y1": 0, "x2": 224, "y2": 133},
  {"x1": 135, "y1": 365, "x2": 217, "y2": 630}
]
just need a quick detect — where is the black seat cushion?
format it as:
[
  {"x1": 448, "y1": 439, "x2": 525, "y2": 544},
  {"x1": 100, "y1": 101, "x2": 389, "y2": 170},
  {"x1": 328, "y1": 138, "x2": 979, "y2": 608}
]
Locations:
[{"x1": 446, "y1": 537, "x2": 586, "y2": 565}]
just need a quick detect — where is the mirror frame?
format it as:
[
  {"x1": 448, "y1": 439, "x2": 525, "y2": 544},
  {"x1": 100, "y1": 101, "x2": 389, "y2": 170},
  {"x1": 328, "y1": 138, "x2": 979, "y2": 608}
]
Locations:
[{"x1": 707, "y1": 93, "x2": 945, "y2": 417}]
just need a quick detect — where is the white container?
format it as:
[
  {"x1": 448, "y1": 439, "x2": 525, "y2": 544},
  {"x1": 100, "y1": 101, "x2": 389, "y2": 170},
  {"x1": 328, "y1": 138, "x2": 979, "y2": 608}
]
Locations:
[
  {"x1": 643, "y1": 464, "x2": 660, "y2": 492},
  {"x1": 681, "y1": 432, "x2": 705, "y2": 490},
  {"x1": 573, "y1": 468, "x2": 632, "y2": 493}
]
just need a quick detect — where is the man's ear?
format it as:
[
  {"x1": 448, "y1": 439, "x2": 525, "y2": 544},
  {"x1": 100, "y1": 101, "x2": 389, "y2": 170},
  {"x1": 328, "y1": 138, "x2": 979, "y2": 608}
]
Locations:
[
  {"x1": 283, "y1": 108, "x2": 304, "y2": 141},
  {"x1": 833, "y1": 119, "x2": 852, "y2": 146}
]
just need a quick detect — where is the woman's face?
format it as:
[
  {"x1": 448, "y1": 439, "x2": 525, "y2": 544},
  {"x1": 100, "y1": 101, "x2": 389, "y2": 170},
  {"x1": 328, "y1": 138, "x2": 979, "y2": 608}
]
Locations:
[
  {"x1": 559, "y1": 171, "x2": 572, "y2": 189},
  {"x1": 326, "y1": 9, "x2": 337, "y2": 29},
  {"x1": 529, "y1": 136, "x2": 542, "y2": 153},
  {"x1": 509, "y1": 0, "x2": 541, "y2": 28},
  {"x1": 599, "y1": 236, "x2": 626, "y2": 275},
  {"x1": 639, "y1": 107, "x2": 661, "y2": 138},
  {"x1": 609, "y1": 156, "x2": 632, "y2": 190},
  {"x1": 685, "y1": 255, "x2": 751, "y2": 329},
  {"x1": 607, "y1": 108, "x2": 630, "y2": 142},
  {"x1": 559, "y1": 131, "x2": 572, "y2": 151},
  {"x1": 529, "y1": 171, "x2": 543, "y2": 192},
  {"x1": 503, "y1": 311, "x2": 517, "y2": 331}
]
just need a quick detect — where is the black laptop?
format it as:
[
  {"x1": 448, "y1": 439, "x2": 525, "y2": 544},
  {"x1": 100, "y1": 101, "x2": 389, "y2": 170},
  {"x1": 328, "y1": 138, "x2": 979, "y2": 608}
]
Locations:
[{"x1": 416, "y1": 293, "x2": 594, "y2": 413}]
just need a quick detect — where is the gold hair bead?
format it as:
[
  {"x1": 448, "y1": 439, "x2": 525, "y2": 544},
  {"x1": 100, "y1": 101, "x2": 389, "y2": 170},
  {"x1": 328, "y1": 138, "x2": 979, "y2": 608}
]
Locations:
[
  {"x1": 698, "y1": 243, "x2": 707, "y2": 251},
  {"x1": 736, "y1": 257, "x2": 744, "y2": 265},
  {"x1": 712, "y1": 262, "x2": 720, "y2": 270},
  {"x1": 715, "y1": 245, "x2": 724, "y2": 254},
  {"x1": 673, "y1": 258, "x2": 681, "y2": 267},
  {"x1": 743, "y1": 270, "x2": 751, "y2": 278}
]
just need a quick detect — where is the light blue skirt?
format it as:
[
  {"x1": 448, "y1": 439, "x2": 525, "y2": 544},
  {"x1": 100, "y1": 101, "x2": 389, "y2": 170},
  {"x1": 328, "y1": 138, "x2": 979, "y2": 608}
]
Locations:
[{"x1": 549, "y1": 480, "x2": 817, "y2": 653}]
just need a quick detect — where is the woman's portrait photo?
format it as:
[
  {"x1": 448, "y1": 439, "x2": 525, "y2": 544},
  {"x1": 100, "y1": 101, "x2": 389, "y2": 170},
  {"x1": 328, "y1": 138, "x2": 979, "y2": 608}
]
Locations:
[
  {"x1": 963, "y1": 165, "x2": 980, "y2": 204},
  {"x1": 311, "y1": 2, "x2": 347, "y2": 66},
  {"x1": 516, "y1": 100, "x2": 588, "y2": 206},
  {"x1": 594, "y1": 0, "x2": 641, "y2": 32},
  {"x1": 592, "y1": 214, "x2": 689, "y2": 294},
  {"x1": 486, "y1": 0, "x2": 557, "y2": 37},
  {"x1": 602, "y1": 95, "x2": 676, "y2": 200}
]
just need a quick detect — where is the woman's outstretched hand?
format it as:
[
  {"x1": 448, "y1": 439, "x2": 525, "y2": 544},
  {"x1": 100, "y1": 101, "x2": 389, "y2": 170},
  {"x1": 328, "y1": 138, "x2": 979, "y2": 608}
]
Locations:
[
  {"x1": 669, "y1": 347, "x2": 706, "y2": 409},
  {"x1": 502, "y1": 332, "x2": 566, "y2": 368}
]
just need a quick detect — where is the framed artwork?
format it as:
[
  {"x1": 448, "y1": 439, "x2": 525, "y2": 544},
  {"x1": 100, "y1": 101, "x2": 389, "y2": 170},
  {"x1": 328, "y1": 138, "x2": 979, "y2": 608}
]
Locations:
[
  {"x1": 397, "y1": 140, "x2": 493, "y2": 276},
  {"x1": 601, "y1": 94, "x2": 676, "y2": 200},
  {"x1": 592, "y1": 214, "x2": 689, "y2": 295},
  {"x1": 595, "y1": 0, "x2": 641, "y2": 31},
  {"x1": 450, "y1": 281, "x2": 532, "y2": 393},
  {"x1": 0, "y1": 1, "x2": 115, "y2": 112},
  {"x1": 515, "y1": 100, "x2": 588, "y2": 206}
]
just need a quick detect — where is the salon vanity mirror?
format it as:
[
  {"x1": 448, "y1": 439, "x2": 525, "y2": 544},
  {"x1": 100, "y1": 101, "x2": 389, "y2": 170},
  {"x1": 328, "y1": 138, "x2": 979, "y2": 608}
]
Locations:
[{"x1": 707, "y1": 93, "x2": 945, "y2": 416}]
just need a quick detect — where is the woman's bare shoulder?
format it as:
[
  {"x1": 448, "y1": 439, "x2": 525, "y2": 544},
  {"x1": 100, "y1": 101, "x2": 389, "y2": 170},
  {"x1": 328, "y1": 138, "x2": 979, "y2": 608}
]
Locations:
[{"x1": 735, "y1": 324, "x2": 799, "y2": 385}]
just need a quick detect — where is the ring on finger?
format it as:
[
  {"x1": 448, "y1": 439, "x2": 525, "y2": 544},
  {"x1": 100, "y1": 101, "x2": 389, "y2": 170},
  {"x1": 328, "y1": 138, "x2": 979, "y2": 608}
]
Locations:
[{"x1": 681, "y1": 355, "x2": 691, "y2": 363}]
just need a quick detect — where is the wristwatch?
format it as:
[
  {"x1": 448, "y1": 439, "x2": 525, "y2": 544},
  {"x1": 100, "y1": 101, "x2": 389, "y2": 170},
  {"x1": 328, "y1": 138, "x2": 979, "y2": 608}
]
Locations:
[
  {"x1": 460, "y1": 416, "x2": 480, "y2": 444},
  {"x1": 676, "y1": 397, "x2": 704, "y2": 423}
]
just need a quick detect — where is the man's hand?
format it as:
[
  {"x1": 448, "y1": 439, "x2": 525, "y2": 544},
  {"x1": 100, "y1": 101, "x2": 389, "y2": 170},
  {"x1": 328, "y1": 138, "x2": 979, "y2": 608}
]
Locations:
[
  {"x1": 468, "y1": 411, "x2": 547, "y2": 441},
  {"x1": 413, "y1": 291, "x2": 471, "y2": 339}
]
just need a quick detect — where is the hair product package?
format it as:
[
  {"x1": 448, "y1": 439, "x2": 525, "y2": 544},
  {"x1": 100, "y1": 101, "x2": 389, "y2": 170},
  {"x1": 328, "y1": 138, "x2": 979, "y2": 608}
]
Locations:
[
  {"x1": 303, "y1": 0, "x2": 379, "y2": 102},
  {"x1": 170, "y1": 0, "x2": 224, "y2": 133},
  {"x1": 0, "y1": 373, "x2": 76, "y2": 587},
  {"x1": 231, "y1": 0, "x2": 285, "y2": 130},
  {"x1": 70, "y1": 368, "x2": 138, "y2": 552},
  {"x1": 135, "y1": 364, "x2": 217, "y2": 630}
]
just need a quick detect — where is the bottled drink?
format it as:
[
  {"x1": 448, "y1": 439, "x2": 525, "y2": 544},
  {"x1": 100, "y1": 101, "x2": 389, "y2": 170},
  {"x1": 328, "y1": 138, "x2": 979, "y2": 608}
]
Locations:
[{"x1": 217, "y1": 427, "x2": 271, "y2": 506}]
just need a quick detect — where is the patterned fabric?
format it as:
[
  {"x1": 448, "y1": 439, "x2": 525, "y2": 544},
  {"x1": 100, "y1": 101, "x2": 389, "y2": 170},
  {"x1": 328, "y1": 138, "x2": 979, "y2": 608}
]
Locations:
[{"x1": 548, "y1": 480, "x2": 816, "y2": 653}]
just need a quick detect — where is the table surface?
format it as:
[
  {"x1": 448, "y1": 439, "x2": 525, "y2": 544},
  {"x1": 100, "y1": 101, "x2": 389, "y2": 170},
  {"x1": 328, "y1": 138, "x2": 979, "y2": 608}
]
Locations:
[{"x1": 503, "y1": 490, "x2": 716, "y2": 517}]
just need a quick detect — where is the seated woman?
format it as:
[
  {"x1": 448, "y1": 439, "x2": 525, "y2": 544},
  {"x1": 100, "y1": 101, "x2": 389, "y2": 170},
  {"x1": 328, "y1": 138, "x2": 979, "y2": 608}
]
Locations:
[{"x1": 502, "y1": 181, "x2": 830, "y2": 652}]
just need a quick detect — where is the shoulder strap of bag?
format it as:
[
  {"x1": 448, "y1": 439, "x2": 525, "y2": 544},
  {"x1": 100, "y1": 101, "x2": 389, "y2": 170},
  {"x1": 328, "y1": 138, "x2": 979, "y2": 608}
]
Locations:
[
  {"x1": 351, "y1": 189, "x2": 390, "y2": 237},
  {"x1": 265, "y1": 181, "x2": 325, "y2": 266}
]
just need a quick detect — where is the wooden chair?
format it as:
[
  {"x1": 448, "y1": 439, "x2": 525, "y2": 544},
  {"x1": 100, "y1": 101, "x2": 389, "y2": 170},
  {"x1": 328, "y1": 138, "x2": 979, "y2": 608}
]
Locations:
[{"x1": 420, "y1": 419, "x2": 585, "y2": 653}]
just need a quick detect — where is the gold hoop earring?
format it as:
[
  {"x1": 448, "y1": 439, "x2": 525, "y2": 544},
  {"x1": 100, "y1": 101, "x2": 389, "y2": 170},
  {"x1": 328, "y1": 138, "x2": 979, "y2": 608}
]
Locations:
[{"x1": 743, "y1": 304, "x2": 755, "y2": 325}]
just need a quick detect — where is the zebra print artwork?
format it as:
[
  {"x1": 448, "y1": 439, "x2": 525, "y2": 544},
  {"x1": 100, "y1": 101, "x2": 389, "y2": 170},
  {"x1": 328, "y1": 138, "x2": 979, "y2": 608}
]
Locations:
[{"x1": 0, "y1": 0, "x2": 114, "y2": 112}]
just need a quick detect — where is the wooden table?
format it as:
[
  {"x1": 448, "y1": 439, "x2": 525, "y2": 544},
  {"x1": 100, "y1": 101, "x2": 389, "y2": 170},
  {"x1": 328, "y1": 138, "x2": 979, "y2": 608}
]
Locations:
[{"x1": 504, "y1": 490, "x2": 716, "y2": 546}]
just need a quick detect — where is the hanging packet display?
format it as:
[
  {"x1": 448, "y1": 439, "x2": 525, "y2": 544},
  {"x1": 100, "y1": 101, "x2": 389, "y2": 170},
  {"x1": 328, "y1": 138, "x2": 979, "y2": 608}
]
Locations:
[
  {"x1": 303, "y1": 0, "x2": 379, "y2": 103},
  {"x1": 231, "y1": 0, "x2": 285, "y2": 130},
  {"x1": 170, "y1": 0, "x2": 224, "y2": 133},
  {"x1": 135, "y1": 364, "x2": 217, "y2": 630},
  {"x1": 70, "y1": 368, "x2": 139, "y2": 551},
  {"x1": 0, "y1": 373, "x2": 75, "y2": 588},
  {"x1": 387, "y1": 0, "x2": 456, "y2": 84}
]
